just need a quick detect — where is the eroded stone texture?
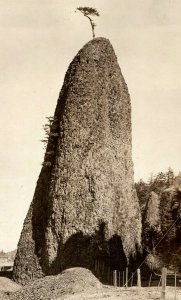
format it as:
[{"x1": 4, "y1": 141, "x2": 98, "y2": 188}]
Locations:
[
  {"x1": 13, "y1": 38, "x2": 141, "y2": 284},
  {"x1": 145, "y1": 192, "x2": 161, "y2": 231}
]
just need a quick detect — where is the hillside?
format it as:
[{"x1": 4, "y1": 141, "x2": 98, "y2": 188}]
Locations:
[{"x1": 136, "y1": 171, "x2": 181, "y2": 271}]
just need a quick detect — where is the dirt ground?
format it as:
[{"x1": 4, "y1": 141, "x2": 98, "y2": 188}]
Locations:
[
  {"x1": 1, "y1": 268, "x2": 181, "y2": 300},
  {"x1": 57, "y1": 286, "x2": 181, "y2": 300},
  {"x1": 1, "y1": 283, "x2": 181, "y2": 299}
]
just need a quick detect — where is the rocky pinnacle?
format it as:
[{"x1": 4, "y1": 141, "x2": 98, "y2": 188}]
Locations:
[{"x1": 13, "y1": 38, "x2": 141, "y2": 284}]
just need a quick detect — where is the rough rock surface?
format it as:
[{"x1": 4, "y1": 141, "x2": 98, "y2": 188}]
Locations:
[
  {"x1": 145, "y1": 192, "x2": 160, "y2": 230},
  {"x1": 174, "y1": 172, "x2": 181, "y2": 191},
  {"x1": 13, "y1": 37, "x2": 141, "y2": 284}
]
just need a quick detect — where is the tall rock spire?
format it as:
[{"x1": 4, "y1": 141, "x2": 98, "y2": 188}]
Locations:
[{"x1": 13, "y1": 38, "x2": 141, "y2": 284}]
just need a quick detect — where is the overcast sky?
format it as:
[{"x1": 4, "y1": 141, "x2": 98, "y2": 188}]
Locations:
[{"x1": 1, "y1": 0, "x2": 181, "y2": 251}]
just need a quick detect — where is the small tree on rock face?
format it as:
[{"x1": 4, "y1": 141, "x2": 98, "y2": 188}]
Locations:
[
  {"x1": 41, "y1": 116, "x2": 54, "y2": 149},
  {"x1": 76, "y1": 7, "x2": 100, "y2": 39}
]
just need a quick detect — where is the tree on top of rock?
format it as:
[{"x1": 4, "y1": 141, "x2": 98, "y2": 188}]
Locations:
[{"x1": 76, "y1": 7, "x2": 100, "y2": 39}]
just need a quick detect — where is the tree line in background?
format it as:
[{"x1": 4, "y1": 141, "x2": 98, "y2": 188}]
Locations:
[{"x1": 135, "y1": 168, "x2": 175, "y2": 214}]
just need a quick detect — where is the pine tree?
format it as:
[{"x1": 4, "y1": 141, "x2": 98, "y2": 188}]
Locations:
[{"x1": 76, "y1": 7, "x2": 100, "y2": 39}]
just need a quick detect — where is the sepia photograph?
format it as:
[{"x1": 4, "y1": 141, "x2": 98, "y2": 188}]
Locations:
[{"x1": 0, "y1": 1, "x2": 181, "y2": 299}]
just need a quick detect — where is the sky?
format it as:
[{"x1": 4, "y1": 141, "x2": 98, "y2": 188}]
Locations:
[{"x1": 0, "y1": 0, "x2": 181, "y2": 251}]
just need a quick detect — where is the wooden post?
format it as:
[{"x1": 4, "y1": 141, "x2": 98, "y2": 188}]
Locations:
[
  {"x1": 108, "y1": 266, "x2": 110, "y2": 284},
  {"x1": 100, "y1": 261, "x2": 102, "y2": 275},
  {"x1": 113, "y1": 270, "x2": 117, "y2": 287},
  {"x1": 125, "y1": 267, "x2": 128, "y2": 288},
  {"x1": 174, "y1": 272, "x2": 177, "y2": 300},
  {"x1": 131, "y1": 272, "x2": 133, "y2": 287},
  {"x1": 148, "y1": 273, "x2": 152, "y2": 287},
  {"x1": 118, "y1": 271, "x2": 120, "y2": 287},
  {"x1": 137, "y1": 268, "x2": 141, "y2": 288},
  {"x1": 123, "y1": 271, "x2": 125, "y2": 287},
  {"x1": 161, "y1": 267, "x2": 167, "y2": 299},
  {"x1": 95, "y1": 260, "x2": 97, "y2": 272},
  {"x1": 110, "y1": 268, "x2": 112, "y2": 285},
  {"x1": 102, "y1": 261, "x2": 104, "y2": 276}
]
